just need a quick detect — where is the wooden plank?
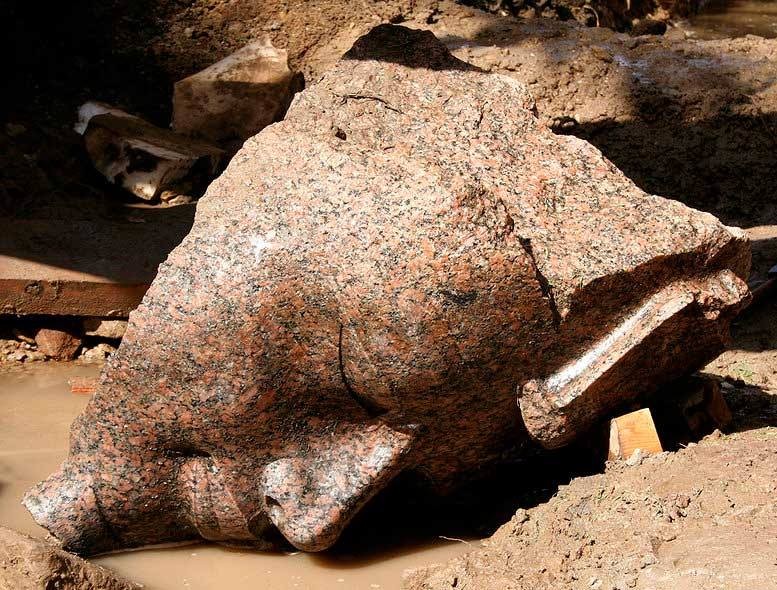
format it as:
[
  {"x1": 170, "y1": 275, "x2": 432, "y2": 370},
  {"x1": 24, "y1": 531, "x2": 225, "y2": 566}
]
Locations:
[{"x1": 0, "y1": 209, "x2": 193, "y2": 317}]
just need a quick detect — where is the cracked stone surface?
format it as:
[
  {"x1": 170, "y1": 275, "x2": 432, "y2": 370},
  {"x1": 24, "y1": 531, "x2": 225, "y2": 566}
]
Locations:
[{"x1": 25, "y1": 25, "x2": 750, "y2": 556}]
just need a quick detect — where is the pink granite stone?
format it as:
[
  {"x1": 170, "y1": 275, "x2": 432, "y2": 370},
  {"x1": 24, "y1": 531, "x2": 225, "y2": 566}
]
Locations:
[{"x1": 24, "y1": 25, "x2": 750, "y2": 556}]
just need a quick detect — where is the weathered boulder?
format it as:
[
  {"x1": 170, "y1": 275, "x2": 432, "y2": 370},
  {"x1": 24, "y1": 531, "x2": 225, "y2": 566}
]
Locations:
[
  {"x1": 172, "y1": 38, "x2": 301, "y2": 150},
  {"x1": 82, "y1": 319, "x2": 128, "y2": 340},
  {"x1": 25, "y1": 25, "x2": 749, "y2": 556},
  {"x1": 0, "y1": 526, "x2": 139, "y2": 590}
]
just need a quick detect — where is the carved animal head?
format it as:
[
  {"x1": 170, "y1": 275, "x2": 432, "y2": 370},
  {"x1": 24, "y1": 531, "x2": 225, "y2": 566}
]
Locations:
[{"x1": 25, "y1": 25, "x2": 749, "y2": 555}]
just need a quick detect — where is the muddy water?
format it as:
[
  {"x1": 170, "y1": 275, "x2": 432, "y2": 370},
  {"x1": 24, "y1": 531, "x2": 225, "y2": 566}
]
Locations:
[
  {"x1": 0, "y1": 364, "x2": 95, "y2": 534},
  {"x1": 0, "y1": 364, "x2": 476, "y2": 590},
  {"x1": 681, "y1": 0, "x2": 777, "y2": 39}
]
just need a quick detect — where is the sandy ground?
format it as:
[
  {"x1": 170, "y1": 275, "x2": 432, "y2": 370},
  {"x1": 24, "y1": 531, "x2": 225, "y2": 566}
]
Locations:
[{"x1": 404, "y1": 427, "x2": 777, "y2": 589}]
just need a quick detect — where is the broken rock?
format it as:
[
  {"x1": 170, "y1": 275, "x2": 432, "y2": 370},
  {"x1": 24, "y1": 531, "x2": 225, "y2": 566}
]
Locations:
[
  {"x1": 173, "y1": 38, "x2": 300, "y2": 149},
  {"x1": 80, "y1": 342, "x2": 117, "y2": 362},
  {"x1": 82, "y1": 319, "x2": 128, "y2": 340},
  {"x1": 25, "y1": 25, "x2": 750, "y2": 556},
  {"x1": 81, "y1": 105, "x2": 223, "y2": 200},
  {"x1": 0, "y1": 526, "x2": 140, "y2": 590},
  {"x1": 34, "y1": 328, "x2": 81, "y2": 360}
]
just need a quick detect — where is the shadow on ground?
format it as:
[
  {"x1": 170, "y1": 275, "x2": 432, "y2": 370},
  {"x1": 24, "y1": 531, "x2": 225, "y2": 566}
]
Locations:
[{"x1": 316, "y1": 371, "x2": 777, "y2": 564}]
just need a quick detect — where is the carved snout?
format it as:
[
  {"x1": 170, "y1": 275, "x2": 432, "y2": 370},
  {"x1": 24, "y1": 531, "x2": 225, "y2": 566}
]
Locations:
[
  {"x1": 22, "y1": 463, "x2": 115, "y2": 555},
  {"x1": 260, "y1": 422, "x2": 415, "y2": 551}
]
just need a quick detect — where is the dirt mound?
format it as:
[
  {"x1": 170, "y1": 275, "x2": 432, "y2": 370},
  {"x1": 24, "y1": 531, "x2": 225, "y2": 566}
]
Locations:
[
  {"x1": 404, "y1": 425, "x2": 777, "y2": 590},
  {"x1": 0, "y1": 526, "x2": 140, "y2": 590}
]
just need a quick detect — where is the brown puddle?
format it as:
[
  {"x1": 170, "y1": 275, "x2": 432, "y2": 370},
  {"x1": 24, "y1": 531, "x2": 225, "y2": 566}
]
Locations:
[
  {"x1": 680, "y1": 0, "x2": 777, "y2": 39},
  {"x1": 0, "y1": 364, "x2": 476, "y2": 590}
]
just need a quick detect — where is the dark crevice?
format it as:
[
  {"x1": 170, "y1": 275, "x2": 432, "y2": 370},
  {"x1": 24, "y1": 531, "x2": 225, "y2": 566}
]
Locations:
[
  {"x1": 163, "y1": 445, "x2": 211, "y2": 459},
  {"x1": 338, "y1": 324, "x2": 389, "y2": 417},
  {"x1": 338, "y1": 93, "x2": 404, "y2": 114},
  {"x1": 92, "y1": 486, "x2": 124, "y2": 548},
  {"x1": 519, "y1": 236, "x2": 562, "y2": 330},
  {"x1": 439, "y1": 288, "x2": 478, "y2": 306},
  {"x1": 264, "y1": 495, "x2": 282, "y2": 509}
]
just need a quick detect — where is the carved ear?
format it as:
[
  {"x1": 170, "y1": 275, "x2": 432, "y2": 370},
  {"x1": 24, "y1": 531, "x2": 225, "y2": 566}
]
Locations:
[{"x1": 260, "y1": 422, "x2": 415, "y2": 551}]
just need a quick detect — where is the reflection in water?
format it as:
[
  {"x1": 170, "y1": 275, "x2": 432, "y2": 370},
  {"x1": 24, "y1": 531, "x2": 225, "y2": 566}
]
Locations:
[
  {"x1": 680, "y1": 0, "x2": 777, "y2": 39},
  {"x1": 0, "y1": 363, "x2": 95, "y2": 535}
]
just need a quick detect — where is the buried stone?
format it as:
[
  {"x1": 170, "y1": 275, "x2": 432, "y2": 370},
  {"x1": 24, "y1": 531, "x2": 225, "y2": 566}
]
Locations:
[
  {"x1": 77, "y1": 101, "x2": 224, "y2": 201},
  {"x1": 172, "y1": 37, "x2": 302, "y2": 151},
  {"x1": 25, "y1": 25, "x2": 750, "y2": 555}
]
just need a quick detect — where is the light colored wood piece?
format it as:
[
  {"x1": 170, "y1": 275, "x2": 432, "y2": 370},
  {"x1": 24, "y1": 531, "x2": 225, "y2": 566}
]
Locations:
[{"x1": 608, "y1": 408, "x2": 663, "y2": 461}]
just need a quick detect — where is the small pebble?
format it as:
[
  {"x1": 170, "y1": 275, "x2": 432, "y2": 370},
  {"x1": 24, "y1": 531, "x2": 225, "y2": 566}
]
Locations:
[
  {"x1": 514, "y1": 508, "x2": 529, "y2": 524},
  {"x1": 626, "y1": 448, "x2": 645, "y2": 466}
]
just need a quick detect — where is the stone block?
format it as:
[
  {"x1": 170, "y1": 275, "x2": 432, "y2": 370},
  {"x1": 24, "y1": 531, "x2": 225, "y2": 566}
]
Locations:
[
  {"x1": 82, "y1": 106, "x2": 223, "y2": 200},
  {"x1": 82, "y1": 319, "x2": 128, "y2": 340},
  {"x1": 172, "y1": 38, "x2": 300, "y2": 149},
  {"x1": 34, "y1": 328, "x2": 81, "y2": 360}
]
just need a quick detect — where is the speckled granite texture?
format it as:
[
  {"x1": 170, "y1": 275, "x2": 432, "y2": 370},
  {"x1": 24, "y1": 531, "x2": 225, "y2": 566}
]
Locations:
[{"x1": 25, "y1": 25, "x2": 750, "y2": 556}]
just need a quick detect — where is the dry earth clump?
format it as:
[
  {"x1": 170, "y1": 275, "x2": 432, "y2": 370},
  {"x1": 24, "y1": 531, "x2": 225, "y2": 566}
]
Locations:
[
  {"x1": 0, "y1": 526, "x2": 140, "y2": 590},
  {"x1": 404, "y1": 427, "x2": 777, "y2": 590}
]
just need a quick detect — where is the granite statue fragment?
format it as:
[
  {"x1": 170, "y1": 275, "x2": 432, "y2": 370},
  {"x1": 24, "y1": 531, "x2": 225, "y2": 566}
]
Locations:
[{"x1": 25, "y1": 25, "x2": 750, "y2": 556}]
